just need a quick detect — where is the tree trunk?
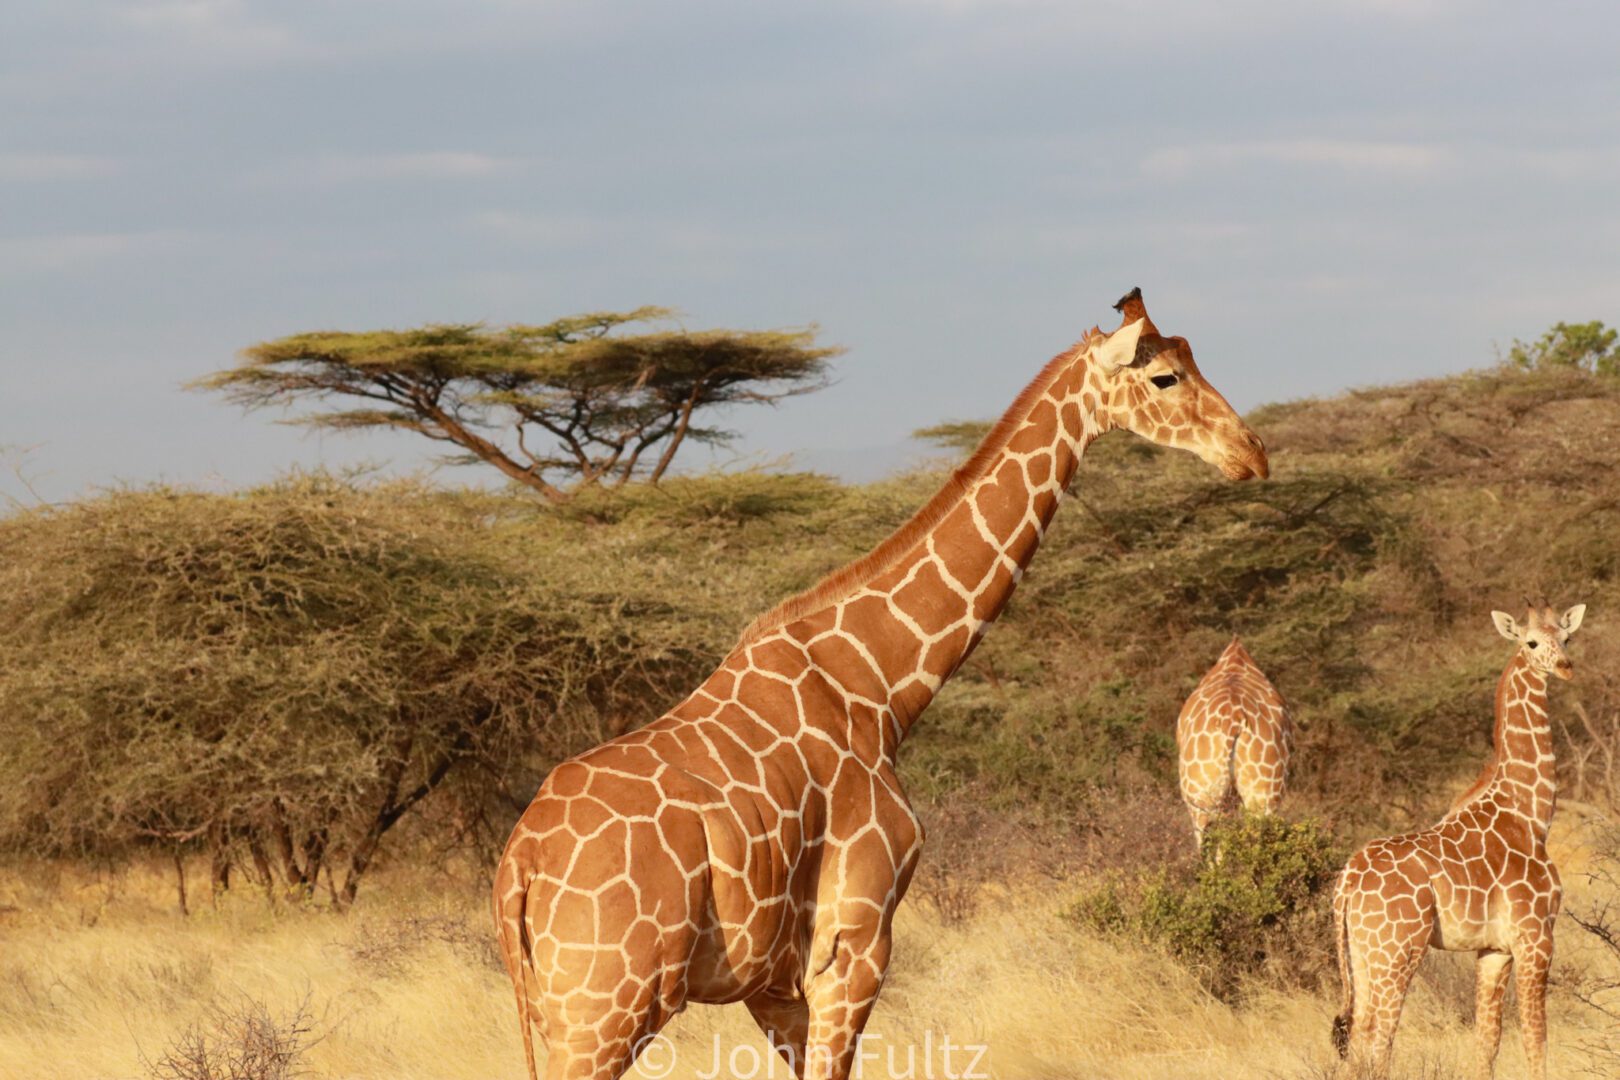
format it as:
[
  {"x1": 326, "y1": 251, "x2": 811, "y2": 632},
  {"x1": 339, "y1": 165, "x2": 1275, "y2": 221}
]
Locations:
[
  {"x1": 614, "y1": 416, "x2": 679, "y2": 487},
  {"x1": 247, "y1": 832, "x2": 277, "y2": 906},
  {"x1": 337, "y1": 745, "x2": 461, "y2": 910},
  {"x1": 209, "y1": 821, "x2": 231, "y2": 906},
  {"x1": 648, "y1": 385, "x2": 706, "y2": 484},
  {"x1": 173, "y1": 848, "x2": 189, "y2": 917},
  {"x1": 299, "y1": 826, "x2": 329, "y2": 895},
  {"x1": 419, "y1": 400, "x2": 571, "y2": 502},
  {"x1": 267, "y1": 801, "x2": 302, "y2": 889}
]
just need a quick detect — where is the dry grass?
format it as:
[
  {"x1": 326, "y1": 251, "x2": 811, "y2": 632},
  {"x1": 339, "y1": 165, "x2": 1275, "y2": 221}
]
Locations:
[{"x1": 2, "y1": 811, "x2": 1614, "y2": 1080}]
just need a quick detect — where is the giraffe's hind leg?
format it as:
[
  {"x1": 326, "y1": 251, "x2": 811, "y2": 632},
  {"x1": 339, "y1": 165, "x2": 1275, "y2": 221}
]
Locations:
[
  {"x1": 538, "y1": 982, "x2": 675, "y2": 1080},
  {"x1": 1344, "y1": 901, "x2": 1433, "y2": 1078},
  {"x1": 1180, "y1": 736, "x2": 1236, "y2": 850},
  {"x1": 525, "y1": 874, "x2": 691, "y2": 1079},
  {"x1": 1188, "y1": 804, "x2": 1215, "y2": 849},
  {"x1": 1471, "y1": 950, "x2": 1512, "y2": 1080},
  {"x1": 1232, "y1": 723, "x2": 1286, "y2": 817},
  {"x1": 540, "y1": 1026, "x2": 644, "y2": 1080}
]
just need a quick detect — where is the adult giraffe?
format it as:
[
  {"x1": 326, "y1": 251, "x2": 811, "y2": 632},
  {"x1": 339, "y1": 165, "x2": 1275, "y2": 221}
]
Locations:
[
  {"x1": 1176, "y1": 636, "x2": 1293, "y2": 848},
  {"x1": 1332, "y1": 601, "x2": 1586, "y2": 1080},
  {"x1": 493, "y1": 289, "x2": 1269, "y2": 1080}
]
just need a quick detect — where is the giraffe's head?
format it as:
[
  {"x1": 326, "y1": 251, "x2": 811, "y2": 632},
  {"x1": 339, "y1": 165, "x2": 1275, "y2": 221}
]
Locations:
[
  {"x1": 1492, "y1": 602, "x2": 1587, "y2": 681},
  {"x1": 1087, "y1": 288, "x2": 1269, "y2": 480}
]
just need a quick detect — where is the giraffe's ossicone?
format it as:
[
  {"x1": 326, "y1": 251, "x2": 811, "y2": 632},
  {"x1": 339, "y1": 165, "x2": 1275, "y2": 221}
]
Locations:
[
  {"x1": 492, "y1": 289, "x2": 1269, "y2": 1080},
  {"x1": 1332, "y1": 602, "x2": 1586, "y2": 1080},
  {"x1": 1175, "y1": 636, "x2": 1293, "y2": 848}
]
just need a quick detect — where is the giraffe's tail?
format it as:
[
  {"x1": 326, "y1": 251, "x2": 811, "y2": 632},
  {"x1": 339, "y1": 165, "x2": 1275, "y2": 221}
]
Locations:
[
  {"x1": 1330, "y1": 870, "x2": 1353, "y2": 1058},
  {"x1": 493, "y1": 854, "x2": 541, "y2": 1080}
]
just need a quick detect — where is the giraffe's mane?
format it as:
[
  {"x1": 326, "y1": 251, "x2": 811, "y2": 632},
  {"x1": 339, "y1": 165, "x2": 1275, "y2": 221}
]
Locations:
[{"x1": 736, "y1": 332, "x2": 1098, "y2": 646}]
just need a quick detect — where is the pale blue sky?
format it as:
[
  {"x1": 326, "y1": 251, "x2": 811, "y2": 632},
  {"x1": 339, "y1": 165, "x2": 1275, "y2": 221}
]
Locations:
[{"x1": 3, "y1": 0, "x2": 1617, "y2": 500}]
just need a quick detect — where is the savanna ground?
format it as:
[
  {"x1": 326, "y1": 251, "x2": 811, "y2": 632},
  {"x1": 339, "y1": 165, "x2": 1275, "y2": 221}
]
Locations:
[{"x1": 5, "y1": 363, "x2": 1620, "y2": 1078}]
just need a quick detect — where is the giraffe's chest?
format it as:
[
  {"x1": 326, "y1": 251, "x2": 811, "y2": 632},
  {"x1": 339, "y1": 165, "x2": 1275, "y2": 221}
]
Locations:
[
  {"x1": 684, "y1": 755, "x2": 922, "y2": 1002},
  {"x1": 1427, "y1": 814, "x2": 1560, "y2": 950}
]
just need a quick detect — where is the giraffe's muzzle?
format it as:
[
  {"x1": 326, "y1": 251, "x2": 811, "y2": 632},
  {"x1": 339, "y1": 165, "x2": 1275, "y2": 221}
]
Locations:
[{"x1": 1220, "y1": 428, "x2": 1270, "y2": 481}]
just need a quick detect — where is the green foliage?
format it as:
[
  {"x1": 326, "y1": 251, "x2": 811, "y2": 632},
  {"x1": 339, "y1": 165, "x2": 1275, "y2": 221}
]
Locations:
[
  {"x1": 912, "y1": 420, "x2": 993, "y2": 452},
  {"x1": 192, "y1": 309, "x2": 842, "y2": 500},
  {"x1": 1069, "y1": 814, "x2": 1343, "y2": 999},
  {"x1": 1506, "y1": 320, "x2": 1618, "y2": 376}
]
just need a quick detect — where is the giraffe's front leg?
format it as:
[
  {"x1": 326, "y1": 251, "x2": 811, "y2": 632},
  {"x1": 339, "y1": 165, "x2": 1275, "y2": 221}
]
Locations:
[
  {"x1": 1471, "y1": 950, "x2": 1512, "y2": 1080},
  {"x1": 800, "y1": 912, "x2": 894, "y2": 1080},
  {"x1": 744, "y1": 989, "x2": 809, "y2": 1079},
  {"x1": 794, "y1": 763, "x2": 920, "y2": 1079},
  {"x1": 1511, "y1": 933, "x2": 1554, "y2": 1080}
]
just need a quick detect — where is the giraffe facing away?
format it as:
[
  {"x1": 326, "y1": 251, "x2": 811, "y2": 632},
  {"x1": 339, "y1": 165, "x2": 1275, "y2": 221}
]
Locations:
[
  {"x1": 1175, "y1": 636, "x2": 1293, "y2": 847},
  {"x1": 1332, "y1": 602, "x2": 1587, "y2": 1080},
  {"x1": 492, "y1": 288, "x2": 1270, "y2": 1080}
]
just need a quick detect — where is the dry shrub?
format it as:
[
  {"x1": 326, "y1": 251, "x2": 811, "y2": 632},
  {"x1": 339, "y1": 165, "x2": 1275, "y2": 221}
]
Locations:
[
  {"x1": 143, "y1": 995, "x2": 320, "y2": 1080},
  {"x1": 1561, "y1": 705, "x2": 1620, "y2": 813},
  {"x1": 6, "y1": 365, "x2": 1620, "y2": 916},
  {"x1": 0, "y1": 473, "x2": 744, "y2": 905},
  {"x1": 345, "y1": 912, "x2": 501, "y2": 977},
  {"x1": 1566, "y1": 822, "x2": 1620, "y2": 1073},
  {"x1": 1073, "y1": 781, "x2": 1198, "y2": 875},
  {"x1": 1407, "y1": 950, "x2": 1477, "y2": 1027},
  {"x1": 907, "y1": 784, "x2": 1085, "y2": 924}
]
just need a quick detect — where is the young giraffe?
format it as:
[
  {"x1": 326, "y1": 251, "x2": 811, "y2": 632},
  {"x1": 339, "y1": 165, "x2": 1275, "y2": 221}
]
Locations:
[
  {"x1": 493, "y1": 288, "x2": 1270, "y2": 1080},
  {"x1": 1332, "y1": 602, "x2": 1587, "y2": 1080},
  {"x1": 1175, "y1": 636, "x2": 1293, "y2": 847}
]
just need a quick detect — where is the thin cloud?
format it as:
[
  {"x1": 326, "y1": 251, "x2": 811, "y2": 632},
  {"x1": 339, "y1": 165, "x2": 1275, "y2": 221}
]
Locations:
[
  {"x1": 0, "y1": 231, "x2": 188, "y2": 275},
  {"x1": 1141, "y1": 139, "x2": 1453, "y2": 179},
  {"x1": 253, "y1": 152, "x2": 514, "y2": 187},
  {"x1": 470, "y1": 210, "x2": 844, "y2": 257},
  {"x1": 116, "y1": 0, "x2": 299, "y2": 59},
  {"x1": 1478, "y1": 144, "x2": 1620, "y2": 183},
  {"x1": 887, "y1": 0, "x2": 1462, "y2": 15},
  {"x1": 0, "y1": 155, "x2": 119, "y2": 181}
]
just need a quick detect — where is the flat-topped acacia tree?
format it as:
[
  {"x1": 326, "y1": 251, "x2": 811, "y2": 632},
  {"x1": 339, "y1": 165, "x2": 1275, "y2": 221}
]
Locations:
[{"x1": 194, "y1": 308, "x2": 842, "y2": 501}]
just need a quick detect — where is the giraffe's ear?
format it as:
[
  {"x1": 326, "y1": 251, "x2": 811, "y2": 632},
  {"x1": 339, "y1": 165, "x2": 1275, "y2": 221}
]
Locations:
[
  {"x1": 1094, "y1": 317, "x2": 1146, "y2": 373},
  {"x1": 1491, "y1": 610, "x2": 1520, "y2": 641},
  {"x1": 1560, "y1": 604, "x2": 1587, "y2": 634}
]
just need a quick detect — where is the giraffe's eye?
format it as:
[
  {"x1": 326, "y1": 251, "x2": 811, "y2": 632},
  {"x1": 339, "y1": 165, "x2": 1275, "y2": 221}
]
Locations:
[
  {"x1": 1150, "y1": 374, "x2": 1179, "y2": 390},
  {"x1": 1528, "y1": 641, "x2": 1540, "y2": 649}
]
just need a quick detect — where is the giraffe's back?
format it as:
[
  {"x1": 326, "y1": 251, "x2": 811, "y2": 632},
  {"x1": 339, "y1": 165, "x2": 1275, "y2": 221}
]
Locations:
[{"x1": 1176, "y1": 641, "x2": 1293, "y2": 826}]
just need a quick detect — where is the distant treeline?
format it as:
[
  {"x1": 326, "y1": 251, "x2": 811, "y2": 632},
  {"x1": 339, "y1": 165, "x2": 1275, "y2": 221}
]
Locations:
[{"x1": 2, "y1": 366, "x2": 1618, "y2": 905}]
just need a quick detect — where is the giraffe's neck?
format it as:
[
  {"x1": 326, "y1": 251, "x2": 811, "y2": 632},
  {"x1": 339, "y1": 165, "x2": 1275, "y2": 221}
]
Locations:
[
  {"x1": 1469, "y1": 651, "x2": 1556, "y2": 834},
  {"x1": 735, "y1": 342, "x2": 1107, "y2": 753},
  {"x1": 876, "y1": 389, "x2": 1100, "y2": 735}
]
